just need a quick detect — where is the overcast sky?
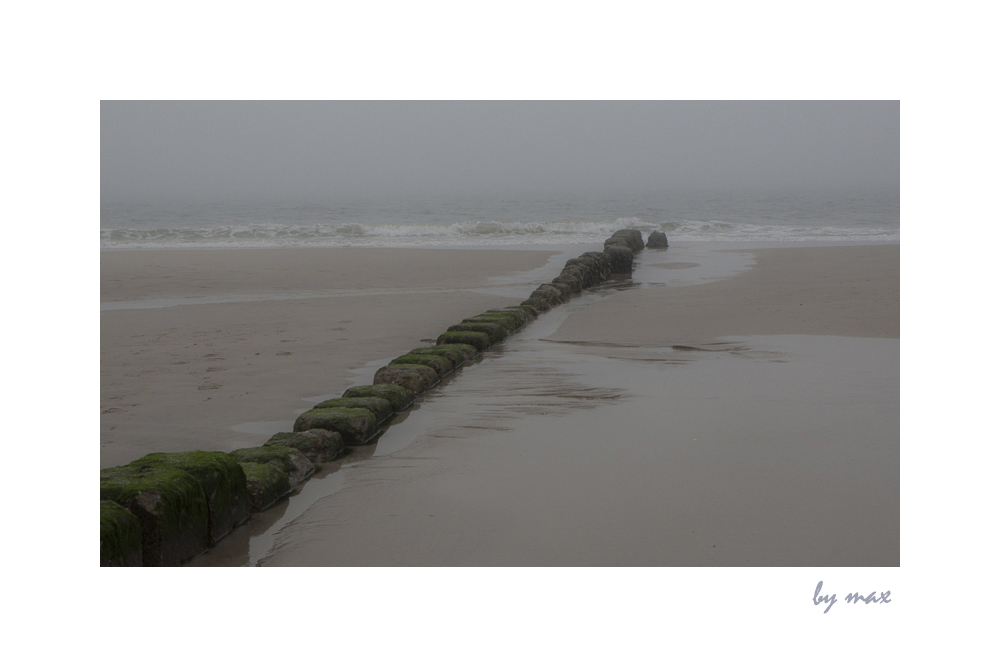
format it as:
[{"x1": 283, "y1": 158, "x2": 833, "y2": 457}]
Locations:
[{"x1": 101, "y1": 101, "x2": 899, "y2": 202}]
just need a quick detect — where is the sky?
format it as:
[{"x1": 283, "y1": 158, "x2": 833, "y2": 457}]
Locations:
[{"x1": 101, "y1": 101, "x2": 899, "y2": 203}]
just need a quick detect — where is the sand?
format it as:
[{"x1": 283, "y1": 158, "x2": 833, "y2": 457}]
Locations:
[
  {"x1": 101, "y1": 247, "x2": 560, "y2": 468},
  {"x1": 191, "y1": 242, "x2": 898, "y2": 567},
  {"x1": 256, "y1": 334, "x2": 899, "y2": 567},
  {"x1": 103, "y1": 243, "x2": 899, "y2": 567},
  {"x1": 550, "y1": 245, "x2": 899, "y2": 345}
]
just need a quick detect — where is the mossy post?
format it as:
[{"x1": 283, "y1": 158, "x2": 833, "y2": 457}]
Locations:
[
  {"x1": 312, "y1": 396, "x2": 395, "y2": 424},
  {"x1": 373, "y1": 364, "x2": 437, "y2": 394},
  {"x1": 529, "y1": 284, "x2": 566, "y2": 306},
  {"x1": 390, "y1": 353, "x2": 455, "y2": 378},
  {"x1": 343, "y1": 383, "x2": 415, "y2": 411},
  {"x1": 505, "y1": 304, "x2": 538, "y2": 320},
  {"x1": 100, "y1": 463, "x2": 210, "y2": 566},
  {"x1": 100, "y1": 501, "x2": 143, "y2": 567},
  {"x1": 520, "y1": 297, "x2": 551, "y2": 313},
  {"x1": 239, "y1": 462, "x2": 291, "y2": 512},
  {"x1": 542, "y1": 282, "x2": 573, "y2": 299},
  {"x1": 580, "y1": 252, "x2": 612, "y2": 281},
  {"x1": 410, "y1": 344, "x2": 477, "y2": 365},
  {"x1": 552, "y1": 266, "x2": 584, "y2": 293},
  {"x1": 607, "y1": 229, "x2": 645, "y2": 252},
  {"x1": 603, "y1": 243, "x2": 634, "y2": 274},
  {"x1": 447, "y1": 321, "x2": 506, "y2": 345},
  {"x1": 487, "y1": 308, "x2": 527, "y2": 325},
  {"x1": 230, "y1": 445, "x2": 315, "y2": 487},
  {"x1": 462, "y1": 316, "x2": 515, "y2": 338},
  {"x1": 646, "y1": 230, "x2": 668, "y2": 248},
  {"x1": 131, "y1": 451, "x2": 251, "y2": 545},
  {"x1": 436, "y1": 330, "x2": 491, "y2": 351},
  {"x1": 265, "y1": 429, "x2": 346, "y2": 463},
  {"x1": 565, "y1": 257, "x2": 600, "y2": 287},
  {"x1": 293, "y1": 407, "x2": 379, "y2": 446},
  {"x1": 475, "y1": 310, "x2": 524, "y2": 331}
]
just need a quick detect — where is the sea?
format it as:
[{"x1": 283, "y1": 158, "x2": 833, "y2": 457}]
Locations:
[{"x1": 101, "y1": 188, "x2": 899, "y2": 250}]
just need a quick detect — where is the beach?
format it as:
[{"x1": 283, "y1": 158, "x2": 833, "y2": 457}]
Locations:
[
  {"x1": 101, "y1": 247, "x2": 566, "y2": 469},
  {"x1": 102, "y1": 241, "x2": 897, "y2": 566},
  {"x1": 555, "y1": 244, "x2": 899, "y2": 342}
]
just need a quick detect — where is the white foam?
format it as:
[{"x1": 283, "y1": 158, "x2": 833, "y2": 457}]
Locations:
[
  {"x1": 663, "y1": 220, "x2": 900, "y2": 243},
  {"x1": 100, "y1": 217, "x2": 899, "y2": 249},
  {"x1": 100, "y1": 220, "x2": 637, "y2": 249}
]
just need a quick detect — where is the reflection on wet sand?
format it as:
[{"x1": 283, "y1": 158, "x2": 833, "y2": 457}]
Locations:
[{"x1": 257, "y1": 330, "x2": 897, "y2": 566}]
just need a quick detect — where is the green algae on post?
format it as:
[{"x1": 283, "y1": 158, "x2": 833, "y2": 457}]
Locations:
[
  {"x1": 607, "y1": 229, "x2": 645, "y2": 252},
  {"x1": 543, "y1": 282, "x2": 573, "y2": 299},
  {"x1": 229, "y1": 445, "x2": 316, "y2": 487},
  {"x1": 579, "y1": 252, "x2": 612, "y2": 281},
  {"x1": 390, "y1": 353, "x2": 455, "y2": 378},
  {"x1": 436, "y1": 330, "x2": 491, "y2": 351},
  {"x1": 373, "y1": 365, "x2": 428, "y2": 394},
  {"x1": 564, "y1": 258, "x2": 600, "y2": 287},
  {"x1": 409, "y1": 344, "x2": 476, "y2": 365},
  {"x1": 552, "y1": 272, "x2": 582, "y2": 293},
  {"x1": 448, "y1": 321, "x2": 506, "y2": 344},
  {"x1": 312, "y1": 396, "x2": 394, "y2": 424},
  {"x1": 646, "y1": 230, "x2": 669, "y2": 248},
  {"x1": 483, "y1": 308, "x2": 525, "y2": 325},
  {"x1": 603, "y1": 244, "x2": 634, "y2": 273},
  {"x1": 239, "y1": 462, "x2": 292, "y2": 512},
  {"x1": 293, "y1": 407, "x2": 379, "y2": 445},
  {"x1": 131, "y1": 450, "x2": 251, "y2": 545},
  {"x1": 463, "y1": 316, "x2": 516, "y2": 338},
  {"x1": 265, "y1": 429, "x2": 346, "y2": 463},
  {"x1": 100, "y1": 463, "x2": 210, "y2": 566},
  {"x1": 100, "y1": 500, "x2": 142, "y2": 567},
  {"x1": 520, "y1": 297, "x2": 551, "y2": 313},
  {"x1": 504, "y1": 304, "x2": 537, "y2": 319},
  {"x1": 529, "y1": 284, "x2": 566, "y2": 306},
  {"x1": 474, "y1": 311, "x2": 523, "y2": 331},
  {"x1": 343, "y1": 383, "x2": 415, "y2": 411},
  {"x1": 374, "y1": 364, "x2": 438, "y2": 394},
  {"x1": 553, "y1": 264, "x2": 586, "y2": 292}
]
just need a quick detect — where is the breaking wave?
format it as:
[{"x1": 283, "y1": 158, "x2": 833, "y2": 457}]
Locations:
[
  {"x1": 661, "y1": 220, "x2": 899, "y2": 243},
  {"x1": 100, "y1": 219, "x2": 654, "y2": 249},
  {"x1": 100, "y1": 217, "x2": 898, "y2": 249}
]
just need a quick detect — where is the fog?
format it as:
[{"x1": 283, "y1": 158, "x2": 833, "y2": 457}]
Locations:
[{"x1": 101, "y1": 101, "x2": 899, "y2": 203}]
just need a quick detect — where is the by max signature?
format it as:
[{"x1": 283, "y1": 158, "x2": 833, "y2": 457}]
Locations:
[{"x1": 813, "y1": 581, "x2": 891, "y2": 613}]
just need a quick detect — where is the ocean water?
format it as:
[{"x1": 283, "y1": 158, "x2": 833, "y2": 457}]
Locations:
[{"x1": 100, "y1": 189, "x2": 899, "y2": 249}]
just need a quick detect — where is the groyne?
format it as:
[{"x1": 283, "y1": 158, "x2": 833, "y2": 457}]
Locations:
[{"x1": 100, "y1": 230, "x2": 662, "y2": 566}]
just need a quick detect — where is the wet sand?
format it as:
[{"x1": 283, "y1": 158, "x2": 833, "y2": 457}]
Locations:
[
  {"x1": 101, "y1": 247, "x2": 561, "y2": 468},
  {"x1": 231, "y1": 242, "x2": 899, "y2": 567},
  {"x1": 552, "y1": 244, "x2": 899, "y2": 344}
]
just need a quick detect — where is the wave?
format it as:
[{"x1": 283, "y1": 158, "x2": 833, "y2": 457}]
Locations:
[
  {"x1": 100, "y1": 219, "x2": 646, "y2": 249},
  {"x1": 100, "y1": 217, "x2": 898, "y2": 249},
  {"x1": 662, "y1": 220, "x2": 900, "y2": 243}
]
